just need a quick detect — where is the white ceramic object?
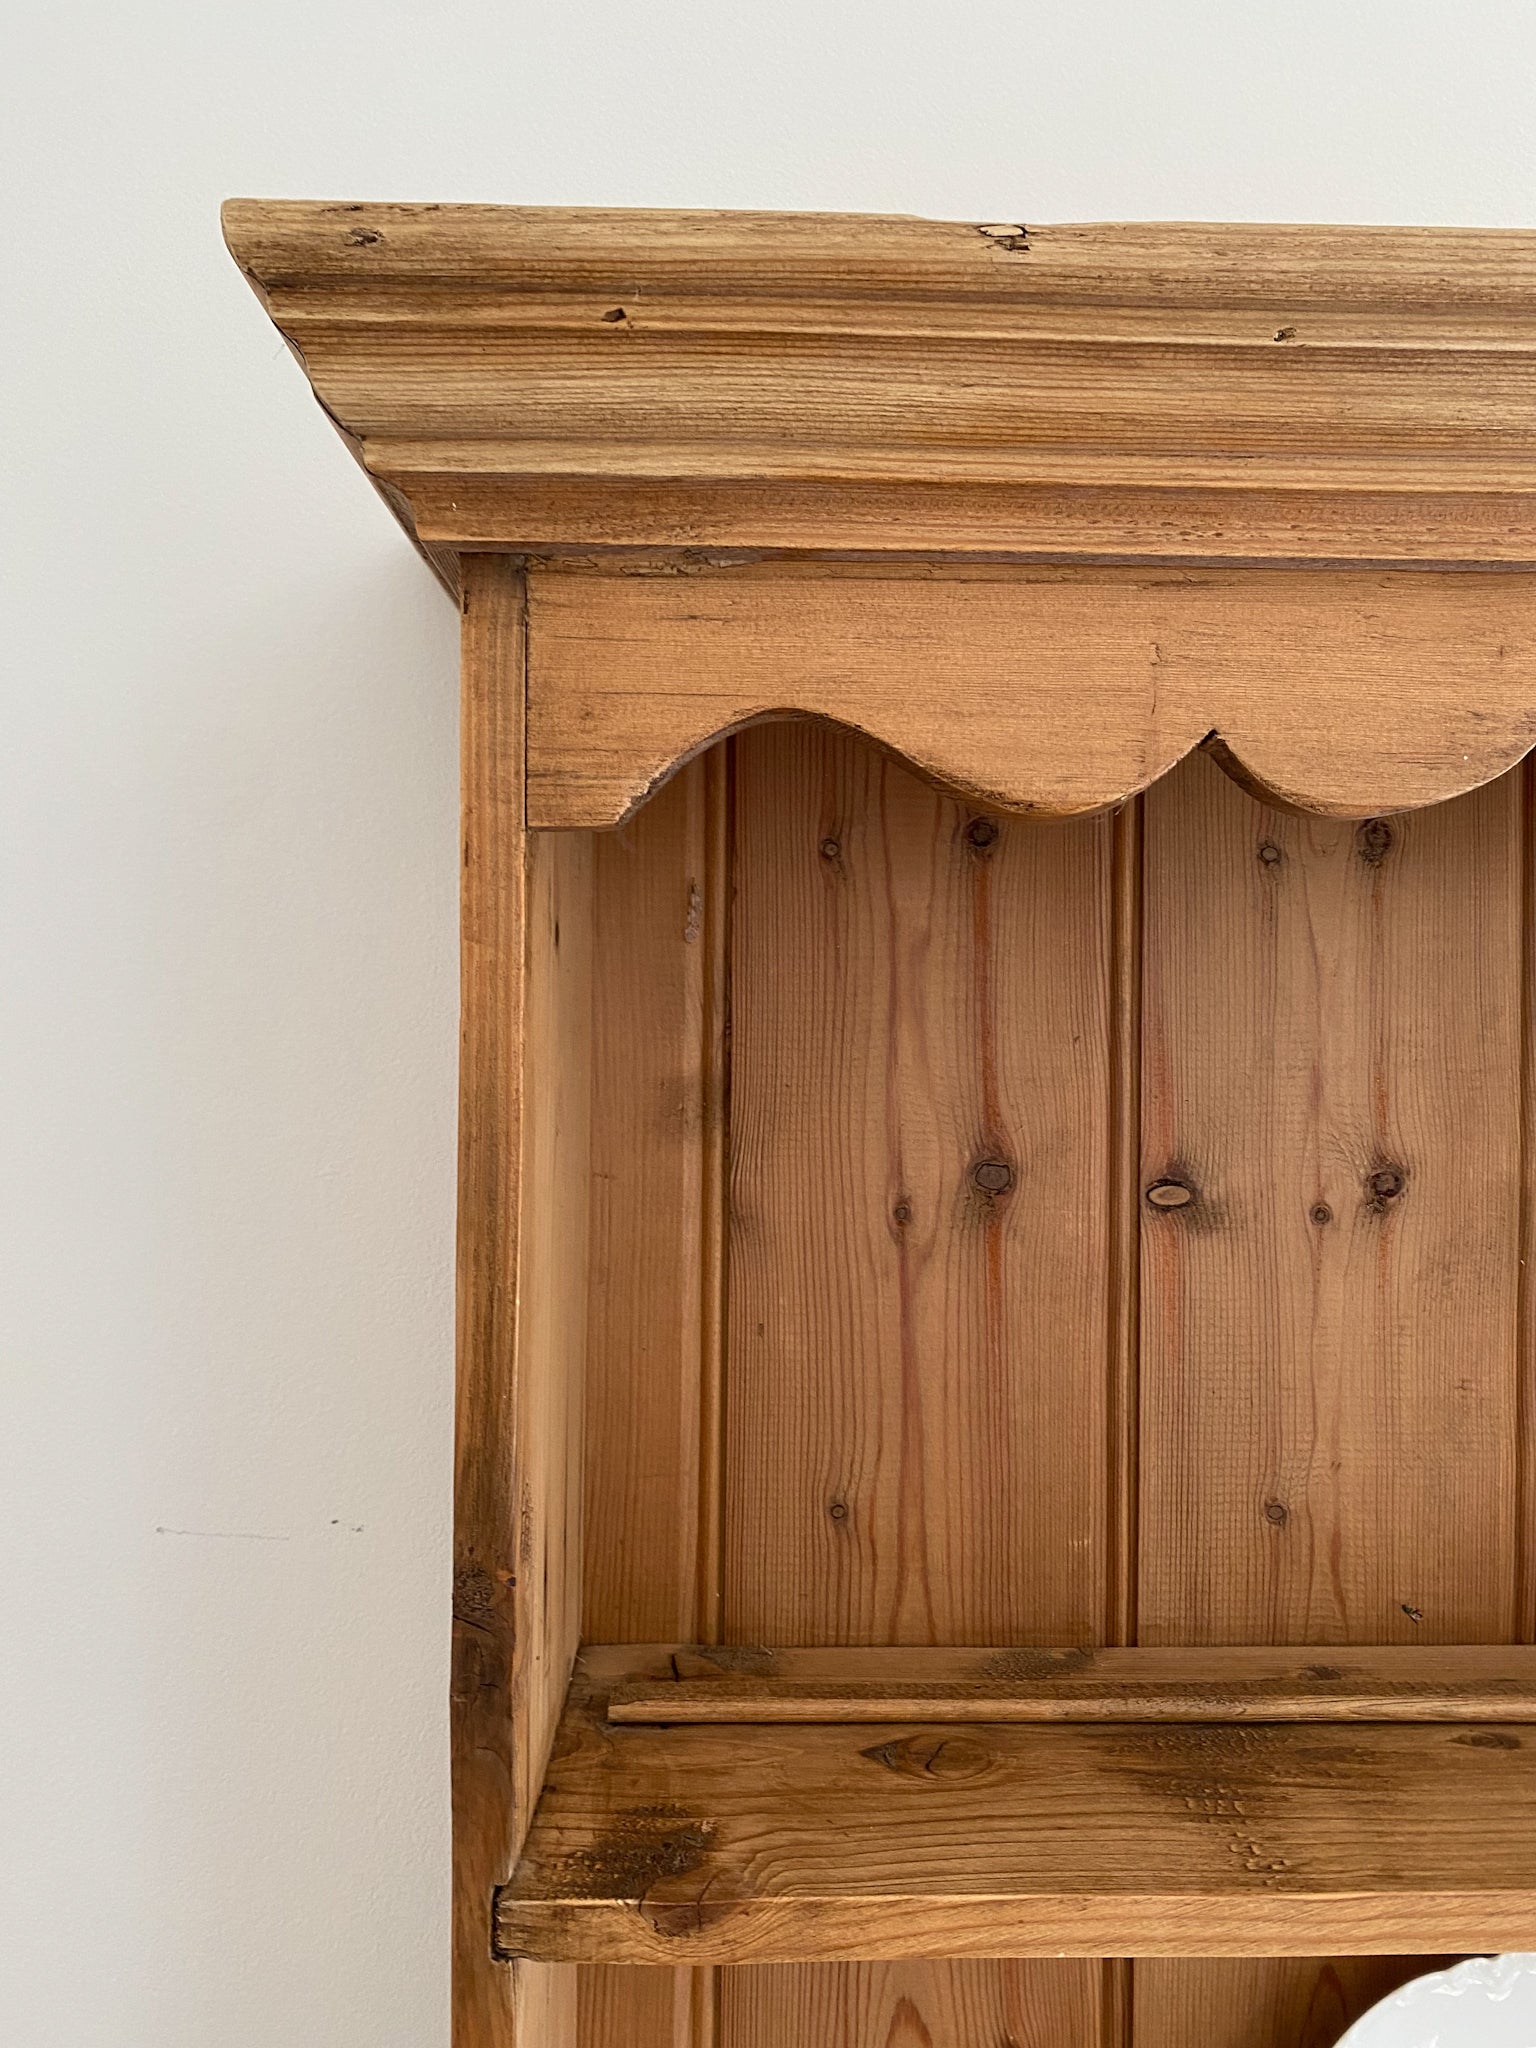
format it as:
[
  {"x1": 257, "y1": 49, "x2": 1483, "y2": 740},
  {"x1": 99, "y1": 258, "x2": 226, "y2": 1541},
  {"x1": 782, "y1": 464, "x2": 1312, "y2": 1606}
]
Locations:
[{"x1": 1338, "y1": 1956, "x2": 1536, "y2": 2046}]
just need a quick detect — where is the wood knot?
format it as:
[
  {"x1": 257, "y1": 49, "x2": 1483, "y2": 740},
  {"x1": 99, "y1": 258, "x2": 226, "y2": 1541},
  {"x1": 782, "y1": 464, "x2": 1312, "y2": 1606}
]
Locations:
[
  {"x1": 891, "y1": 1198, "x2": 913, "y2": 1227},
  {"x1": 344, "y1": 227, "x2": 383, "y2": 246},
  {"x1": 1401, "y1": 1603, "x2": 1425, "y2": 1624},
  {"x1": 1146, "y1": 1177, "x2": 1195, "y2": 1210},
  {"x1": 861, "y1": 1734, "x2": 994, "y2": 1779},
  {"x1": 1263, "y1": 1500, "x2": 1289, "y2": 1526},
  {"x1": 1257, "y1": 840, "x2": 1284, "y2": 867},
  {"x1": 1310, "y1": 1202, "x2": 1332, "y2": 1226},
  {"x1": 965, "y1": 815, "x2": 999, "y2": 852},
  {"x1": 818, "y1": 837, "x2": 842, "y2": 862},
  {"x1": 1357, "y1": 818, "x2": 1395, "y2": 865},
  {"x1": 828, "y1": 1499, "x2": 849, "y2": 1523},
  {"x1": 1365, "y1": 1164, "x2": 1406, "y2": 1211},
  {"x1": 971, "y1": 1158, "x2": 1014, "y2": 1195}
]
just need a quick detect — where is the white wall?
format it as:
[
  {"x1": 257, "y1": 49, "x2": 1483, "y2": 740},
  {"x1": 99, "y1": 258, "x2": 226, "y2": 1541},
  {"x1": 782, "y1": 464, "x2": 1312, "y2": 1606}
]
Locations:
[{"x1": 4, "y1": 6, "x2": 1535, "y2": 2044}]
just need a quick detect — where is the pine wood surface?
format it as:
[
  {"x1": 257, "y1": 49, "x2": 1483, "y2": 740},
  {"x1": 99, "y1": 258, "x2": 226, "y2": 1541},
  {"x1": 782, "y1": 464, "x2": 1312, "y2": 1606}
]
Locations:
[
  {"x1": 498, "y1": 1684, "x2": 1536, "y2": 1964},
  {"x1": 604, "y1": 1642, "x2": 1536, "y2": 1723},
  {"x1": 572, "y1": 738, "x2": 1534, "y2": 2044},
  {"x1": 223, "y1": 203, "x2": 1536, "y2": 565},
  {"x1": 725, "y1": 725, "x2": 1112, "y2": 1645},
  {"x1": 717, "y1": 1960, "x2": 1107, "y2": 2048},
  {"x1": 582, "y1": 761, "x2": 723, "y2": 1643},
  {"x1": 1129, "y1": 1958, "x2": 1461, "y2": 2048},
  {"x1": 455, "y1": 559, "x2": 591, "y2": 2043},
  {"x1": 524, "y1": 562, "x2": 1536, "y2": 830},
  {"x1": 1139, "y1": 758, "x2": 1524, "y2": 1649}
]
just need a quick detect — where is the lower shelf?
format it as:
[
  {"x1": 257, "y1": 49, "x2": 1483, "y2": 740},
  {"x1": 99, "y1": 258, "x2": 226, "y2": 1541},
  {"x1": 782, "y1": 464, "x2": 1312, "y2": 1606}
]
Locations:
[{"x1": 496, "y1": 1645, "x2": 1536, "y2": 1965}]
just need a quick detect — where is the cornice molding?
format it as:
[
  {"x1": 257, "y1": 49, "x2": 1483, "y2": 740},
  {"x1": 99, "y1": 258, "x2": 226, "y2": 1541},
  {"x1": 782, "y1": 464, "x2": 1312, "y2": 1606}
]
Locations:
[{"x1": 224, "y1": 201, "x2": 1536, "y2": 571}]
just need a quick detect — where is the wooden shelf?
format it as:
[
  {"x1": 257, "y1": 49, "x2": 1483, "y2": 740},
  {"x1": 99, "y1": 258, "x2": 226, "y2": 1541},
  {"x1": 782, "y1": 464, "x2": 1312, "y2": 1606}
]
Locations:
[
  {"x1": 495, "y1": 1647, "x2": 1536, "y2": 1965},
  {"x1": 608, "y1": 1641, "x2": 1536, "y2": 1724}
]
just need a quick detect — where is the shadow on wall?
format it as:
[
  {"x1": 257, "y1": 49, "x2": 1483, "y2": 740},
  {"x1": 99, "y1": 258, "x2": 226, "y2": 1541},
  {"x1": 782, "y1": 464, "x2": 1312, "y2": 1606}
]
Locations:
[{"x1": 131, "y1": 550, "x2": 458, "y2": 2039}]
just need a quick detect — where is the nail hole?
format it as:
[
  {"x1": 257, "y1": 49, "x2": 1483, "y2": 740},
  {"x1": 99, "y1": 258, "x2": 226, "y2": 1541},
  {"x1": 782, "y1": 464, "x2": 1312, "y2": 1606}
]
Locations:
[
  {"x1": 978, "y1": 222, "x2": 1030, "y2": 251},
  {"x1": 601, "y1": 306, "x2": 627, "y2": 322},
  {"x1": 971, "y1": 1159, "x2": 1014, "y2": 1195},
  {"x1": 1402, "y1": 1603, "x2": 1425, "y2": 1624},
  {"x1": 1146, "y1": 1178, "x2": 1195, "y2": 1210},
  {"x1": 1273, "y1": 324, "x2": 1298, "y2": 341}
]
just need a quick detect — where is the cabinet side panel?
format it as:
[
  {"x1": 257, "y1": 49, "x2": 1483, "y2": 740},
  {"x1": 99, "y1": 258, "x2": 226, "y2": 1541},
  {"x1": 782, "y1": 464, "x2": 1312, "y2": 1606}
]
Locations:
[
  {"x1": 723, "y1": 723, "x2": 1114, "y2": 2043},
  {"x1": 1134, "y1": 751, "x2": 1523, "y2": 2043},
  {"x1": 456, "y1": 559, "x2": 589, "y2": 2046}
]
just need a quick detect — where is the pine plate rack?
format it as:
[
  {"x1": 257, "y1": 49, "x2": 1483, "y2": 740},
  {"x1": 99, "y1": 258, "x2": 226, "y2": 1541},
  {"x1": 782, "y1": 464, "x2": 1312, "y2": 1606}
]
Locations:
[{"x1": 226, "y1": 201, "x2": 1536, "y2": 2048}]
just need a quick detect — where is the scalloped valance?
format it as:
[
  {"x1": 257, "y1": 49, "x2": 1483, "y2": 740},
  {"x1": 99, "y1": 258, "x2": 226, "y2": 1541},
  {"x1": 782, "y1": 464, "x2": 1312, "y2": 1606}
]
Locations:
[{"x1": 225, "y1": 202, "x2": 1536, "y2": 819}]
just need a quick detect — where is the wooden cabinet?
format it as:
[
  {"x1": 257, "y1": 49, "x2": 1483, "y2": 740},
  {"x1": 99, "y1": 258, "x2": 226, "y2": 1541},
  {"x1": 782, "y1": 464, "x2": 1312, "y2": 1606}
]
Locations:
[{"x1": 227, "y1": 201, "x2": 1536, "y2": 2048}]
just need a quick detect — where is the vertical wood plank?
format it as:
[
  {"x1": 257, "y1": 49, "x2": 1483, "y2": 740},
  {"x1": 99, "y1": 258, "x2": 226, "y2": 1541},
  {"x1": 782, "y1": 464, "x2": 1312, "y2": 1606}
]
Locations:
[
  {"x1": 1131, "y1": 1959, "x2": 1460, "y2": 2048},
  {"x1": 455, "y1": 555, "x2": 588, "y2": 2048},
  {"x1": 723, "y1": 723, "x2": 1112, "y2": 2043},
  {"x1": 580, "y1": 751, "x2": 729, "y2": 2048},
  {"x1": 1108, "y1": 800, "x2": 1144, "y2": 1654},
  {"x1": 583, "y1": 759, "x2": 714, "y2": 1642},
  {"x1": 726, "y1": 723, "x2": 1113, "y2": 1645},
  {"x1": 722, "y1": 1962, "x2": 1106, "y2": 2048},
  {"x1": 1140, "y1": 751, "x2": 1522, "y2": 1649},
  {"x1": 1134, "y1": 750, "x2": 1523, "y2": 2046},
  {"x1": 579, "y1": 1968, "x2": 702, "y2": 2048},
  {"x1": 1520, "y1": 758, "x2": 1536, "y2": 1646}
]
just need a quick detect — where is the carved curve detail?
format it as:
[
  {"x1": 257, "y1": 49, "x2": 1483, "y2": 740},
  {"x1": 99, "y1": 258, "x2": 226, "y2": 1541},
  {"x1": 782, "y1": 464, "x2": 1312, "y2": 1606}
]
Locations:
[{"x1": 524, "y1": 567, "x2": 1536, "y2": 829}]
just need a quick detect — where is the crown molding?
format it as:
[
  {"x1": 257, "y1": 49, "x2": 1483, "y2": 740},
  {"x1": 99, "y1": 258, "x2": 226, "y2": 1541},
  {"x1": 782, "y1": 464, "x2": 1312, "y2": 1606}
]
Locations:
[{"x1": 224, "y1": 201, "x2": 1536, "y2": 574}]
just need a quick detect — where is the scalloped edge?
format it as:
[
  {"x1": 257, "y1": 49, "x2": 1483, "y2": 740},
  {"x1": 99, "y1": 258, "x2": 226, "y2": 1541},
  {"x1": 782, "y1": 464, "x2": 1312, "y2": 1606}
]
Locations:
[{"x1": 525, "y1": 564, "x2": 1536, "y2": 829}]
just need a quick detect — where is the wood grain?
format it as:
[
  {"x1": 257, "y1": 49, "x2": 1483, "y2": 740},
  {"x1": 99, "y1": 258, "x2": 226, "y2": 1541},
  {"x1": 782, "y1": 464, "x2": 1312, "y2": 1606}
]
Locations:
[
  {"x1": 1136, "y1": 751, "x2": 1525, "y2": 2041},
  {"x1": 499, "y1": 1683, "x2": 1536, "y2": 1964},
  {"x1": 606, "y1": 1642, "x2": 1536, "y2": 1723},
  {"x1": 725, "y1": 723, "x2": 1112, "y2": 1644},
  {"x1": 455, "y1": 557, "x2": 592, "y2": 2043},
  {"x1": 722, "y1": 724, "x2": 1109, "y2": 2036},
  {"x1": 223, "y1": 202, "x2": 1536, "y2": 566},
  {"x1": 583, "y1": 760, "x2": 720, "y2": 1641},
  {"x1": 578, "y1": 1968, "x2": 704, "y2": 2048},
  {"x1": 580, "y1": 753, "x2": 728, "y2": 2048},
  {"x1": 1130, "y1": 1959, "x2": 1461, "y2": 2048},
  {"x1": 719, "y1": 1962, "x2": 1105, "y2": 2048},
  {"x1": 1139, "y1": 754, "x2": 1523, "y2": 1648},
  {"x1": 524, "y1": 563, "x2": 1536, "y2": 830}
]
